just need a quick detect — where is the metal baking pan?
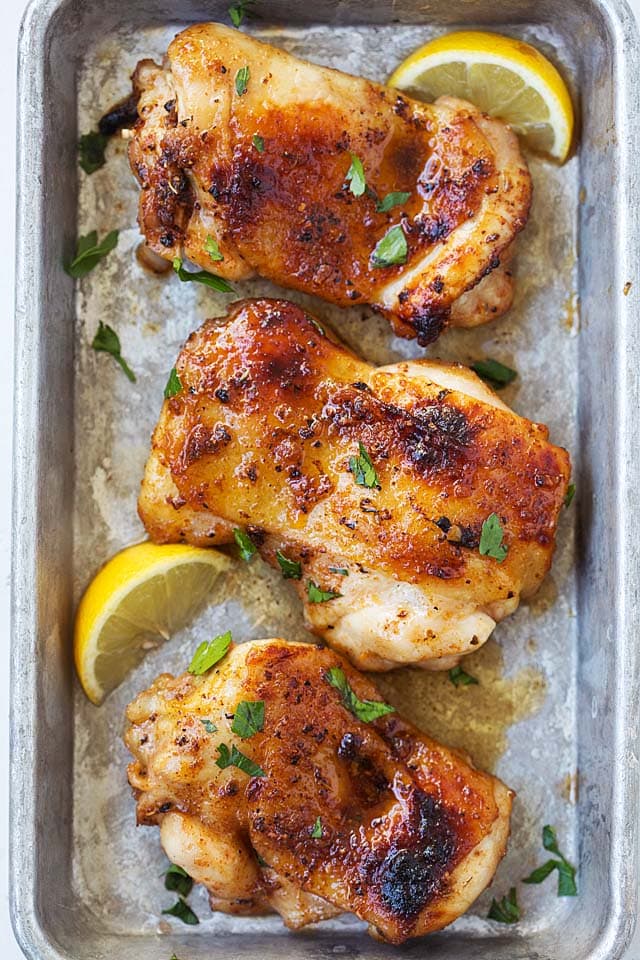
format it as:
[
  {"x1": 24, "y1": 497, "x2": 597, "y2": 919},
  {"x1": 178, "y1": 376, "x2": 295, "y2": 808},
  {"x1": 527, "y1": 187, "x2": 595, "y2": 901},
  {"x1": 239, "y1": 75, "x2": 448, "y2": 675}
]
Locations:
[{"x1": 10, "y1": 0, "x2": 640, "y2": 958}]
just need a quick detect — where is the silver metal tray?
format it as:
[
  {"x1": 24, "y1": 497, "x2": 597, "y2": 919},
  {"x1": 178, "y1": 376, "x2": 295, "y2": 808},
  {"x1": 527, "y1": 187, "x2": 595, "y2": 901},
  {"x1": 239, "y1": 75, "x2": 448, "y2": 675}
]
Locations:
[{"x1": 11, "y1": 0, "x2": 640, "y2": 958}]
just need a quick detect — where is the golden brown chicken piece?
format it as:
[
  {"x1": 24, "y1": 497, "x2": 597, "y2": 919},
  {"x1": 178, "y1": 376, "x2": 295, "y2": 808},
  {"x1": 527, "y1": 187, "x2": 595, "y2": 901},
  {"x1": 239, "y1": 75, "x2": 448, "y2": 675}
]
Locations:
[
  {"x1": 128, "y1": 23, "x2": 531, "y2": 344},
  {"x1": 125, "y1": 638, "x2": 513, "y2": 943},
  {"x1": 138, "y1": 298, "x2": 571, "y2": 671}
]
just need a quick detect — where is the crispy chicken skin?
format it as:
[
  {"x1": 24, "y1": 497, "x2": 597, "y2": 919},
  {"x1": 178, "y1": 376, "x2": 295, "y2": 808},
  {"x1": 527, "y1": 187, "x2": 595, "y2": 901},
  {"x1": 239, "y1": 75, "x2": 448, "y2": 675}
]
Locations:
[
  {"x1": 125, "y1": 639, "x2": 513, "y2": 942},
  {"x1": 128, "y1": 23, "x2": 531, "y2": 344},
  {"x1": 138, "y1": 298, "x2": 571, "y2": 671}
]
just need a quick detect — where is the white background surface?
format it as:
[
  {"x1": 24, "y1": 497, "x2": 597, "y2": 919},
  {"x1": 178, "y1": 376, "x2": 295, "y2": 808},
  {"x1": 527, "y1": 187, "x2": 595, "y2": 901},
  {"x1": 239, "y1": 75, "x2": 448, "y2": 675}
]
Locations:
[{"x1": 2, "y1": 2, "x2": 639, "y2": 957}]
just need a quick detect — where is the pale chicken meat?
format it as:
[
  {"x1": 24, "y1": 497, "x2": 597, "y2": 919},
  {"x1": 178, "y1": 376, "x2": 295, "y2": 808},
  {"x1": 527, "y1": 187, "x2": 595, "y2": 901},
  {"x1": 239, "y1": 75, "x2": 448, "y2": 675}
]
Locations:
[
  {"x1": 125, "y1": 638, "x2": 514, "y2": 943},
  {"x1": 128, "y1": 23, "x2": 531, "y2": 344},
  {"x1": 138, "y1": 298, "x2": 571, "y2": 671}
]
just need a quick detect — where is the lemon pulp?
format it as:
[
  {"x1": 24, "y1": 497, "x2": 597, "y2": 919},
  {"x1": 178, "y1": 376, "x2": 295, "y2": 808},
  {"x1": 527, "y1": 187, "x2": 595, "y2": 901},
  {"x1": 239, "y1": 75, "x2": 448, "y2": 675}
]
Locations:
[
  {"x1": 389, "y1": 31, "x2": 574, "y2": 162},
  {"x1": 74, "y1": 541, "x2": 231, "y2": 704}
]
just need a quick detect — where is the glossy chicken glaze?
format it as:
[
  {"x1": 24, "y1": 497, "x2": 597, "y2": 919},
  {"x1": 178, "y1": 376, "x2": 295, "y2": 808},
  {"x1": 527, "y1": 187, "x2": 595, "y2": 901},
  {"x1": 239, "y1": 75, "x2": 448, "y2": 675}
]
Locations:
[
  {"x1": 128, "y1": 23, "x2": 532, "y2": 344},
  {"x1": 125, "y1": 639, "x2": 513, "y2": 942},
  {"x1": 139, "y1": 298, "x2": 571, "y2": 670}
]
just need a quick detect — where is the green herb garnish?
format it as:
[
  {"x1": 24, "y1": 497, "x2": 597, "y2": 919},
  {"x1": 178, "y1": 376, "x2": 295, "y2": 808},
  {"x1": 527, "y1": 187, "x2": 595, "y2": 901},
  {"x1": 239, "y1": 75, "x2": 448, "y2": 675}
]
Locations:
[
  {"x1": 173, "y1": 257, "x2": 234, "y2": 293},
  {"x1": 370, "y1": 225, "x2": 407, "y2": 268},
  {"x1": 276, "y1": 551, "x2": 302, "y2": 580},
  {"x1": 307, "y1": 581, "x2": 342, "y2": 603},
  {"x1": 564, "y1": 483, "x2": 576, "y2": 508},
  {"x1": 523, "y1": 860, "x2": 558, "y2": 884},
  {"x1": 349, "y1": 441, "x2": 380, "y2": 489},
  {"x1": 188, "y1": 631, "x2": 232, "y2": 675},
  {"x1": 229, "y1": 0, "x2": 254, "y2": 27},
  {"x1": 92, "y1": 321, "x2": 136, "y2": 382},
  {"x1": 487, "y1": 887, "x2": 519, "y2": 924},
  {"x1": 200, "y1": 719, "x2": 217, "y2": 734},
  {"x1": 448, "y1": 665, "x2": 479, "y2": 687},
  {"x1": 234, "y1": 528, "x2": 257, "y2": 562},
  {"x1": 329, "y1": 566, "x2": 349, "y2": 576},
  {"x1": 310, "y1": 816, "x2": 323, "y2": 839},
  {"x1": 376, "y1": 191, "x2": 411, "y2": 213},
  {"x1": 66, "y1": 229, "x2": 118, "y2": 278},
  {"x1": 164, "y1": 864, "x2": 193, "y2": 898},
  {"x1": 479, "y1": 513, "x2": 508, "y2": 562},
  {"x1": 231, "y1": 700, "x2": 265, "y2": 738},
  {"x1": 164, "y1": 366, "x2": 182, "y2": 398},
  {"x1": 345, "y1": 154, "x2": 366, "y2": 197},
  {"x1": 253, "y1": 134, "x2": 265, "y2": 152},
  {"x1": 162, "y1": 898, "x2": 199, "y2": 925},
  {"x1": 215, "y1": 743, "x2": 265, "y2": 777},
  {"x1": 235, "y1": 65, "x2": 250, "y2": 96},
  {"x1": 204, "y1": 235, "x2": 224, "y2": 262},
  {"x1": 325, "y1": 666, "x2": 394, "y2": 722},
  {"x1": 471, "y1": 358, "x2": 517, "y2": 390},
  {"x1": 522, "y1": 825, "x2": 577, "y2": 897},
  {"x1": 78, "y1": 131, "x2": 109, "y2": 174}
]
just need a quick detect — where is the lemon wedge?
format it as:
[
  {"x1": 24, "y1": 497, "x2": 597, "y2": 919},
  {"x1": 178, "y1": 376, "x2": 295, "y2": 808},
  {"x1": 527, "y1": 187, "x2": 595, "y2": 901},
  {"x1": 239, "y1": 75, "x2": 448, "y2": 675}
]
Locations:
[
  {"x1": 74, "y1": 541, "x2": 231, "y2": 704},
  {"x1": 389, "y1": 31, "x2": 574, "y2": 162}
]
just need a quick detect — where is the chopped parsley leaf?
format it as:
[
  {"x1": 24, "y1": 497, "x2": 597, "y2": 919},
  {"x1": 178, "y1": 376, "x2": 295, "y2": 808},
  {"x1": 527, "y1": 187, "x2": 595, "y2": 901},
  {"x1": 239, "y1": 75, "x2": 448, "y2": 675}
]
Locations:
[
  {"x1": 162, "y1": 898, "x2": 199, "y2": 925},
  {"x1": 349, "y1": 441, "x2": 380, "y2": 489},
  {"x1": 66, "y1": 229, "x2": 118, "y2": 278},
  {"x1": 370, "y1": 224, "x2": 407, "y2": 268},
  {"x1": 173, "y1": 257, "x2": 234, "y2": 293},
  {"x1": 234, "y1": 528, "x2": 257, "y2": 562},
  {"x1": 345, "y1": 154, "x2": 366, "y2": 197},
  {"x1": 231, "y1": 700, "x2": 265, "y2": 738},
  {"x1": 215, "y1": 743, "x2": 265, "y2": 777},
  {"x1": 164, "y1": 366, "x2": 182, "y2": 398},
  {"x1": 92, "y1": 321, "x2": 135, "y2": 382},
  {"x1": 164, "y1": 864, "x2": 193, "y2": 898},
  {"x1": 188, "y1": 631, "x2": 232, "y2": 675},
  {"x1": 235, "y1": 65, "x2": 250, "y2": 96},
  {"x1": 229, "y1": 0, "x2": 254, "y2": 27},
  {"x1": 376, "y1": 191, "x2": 411, "y2": 213},
  {"x1": 78, "y1": 131, "x2": 109, "y2": 174},
  {"x1": 204, "y1": 235, "x2": 224, "y2": 262},
  {"x1": 487, "y1": 887, "x2": 519, "y2": 924},
  {"x1": 276, "y1": 551, "x2": 302, "y2": 580},
  {"x1": 479, "y1": 513, "x2": 508, "y2": 562},
  {"x1": 448, "y1": 665, "x2": 479, "y2": 687},
  {"x1": 325, "y1": 666, "x2": 394, "y2": 722},
  {"x1": 471, "y1": 358, "x2": 517, "y2": 389},
  {"x1": 522, "y1": 825, "x2": 577, "y2": 897},
  {"x1": 307, "y1": 581, "x2": 342, "y2": 603}
]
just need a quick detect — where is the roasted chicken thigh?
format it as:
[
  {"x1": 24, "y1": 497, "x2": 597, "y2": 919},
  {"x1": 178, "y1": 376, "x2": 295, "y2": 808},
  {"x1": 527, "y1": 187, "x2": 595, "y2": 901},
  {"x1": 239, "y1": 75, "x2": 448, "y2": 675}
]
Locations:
[
  {"x1": 138, "y1": 298, "x2": 571, "y2": 670},
  {"x1": 129, "y1": 23, "x2": 531, "y2": 344},
  {"x1": 125, "y1": 638, "x2": 513, "y2": 942}
]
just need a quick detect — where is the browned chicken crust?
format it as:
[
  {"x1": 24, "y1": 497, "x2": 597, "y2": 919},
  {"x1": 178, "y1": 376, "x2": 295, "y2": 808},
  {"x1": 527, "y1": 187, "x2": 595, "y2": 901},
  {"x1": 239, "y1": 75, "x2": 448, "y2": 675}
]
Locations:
[
  {"x1": 125, "y1": 639, "x2": 513, "y2": 942},
  {"x1": 128, "y1": 23, "x2": 532, "y2": 344},
  {"x1": 138, "y1": 298, "x2": 571, "y2": 671}
]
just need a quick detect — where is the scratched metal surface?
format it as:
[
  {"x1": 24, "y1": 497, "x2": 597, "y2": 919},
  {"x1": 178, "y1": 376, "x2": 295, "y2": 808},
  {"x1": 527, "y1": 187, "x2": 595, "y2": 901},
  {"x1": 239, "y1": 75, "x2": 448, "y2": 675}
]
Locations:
[{"x1": 10, "y1": 1, "x2": 640, "y2": 959}]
